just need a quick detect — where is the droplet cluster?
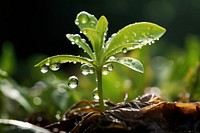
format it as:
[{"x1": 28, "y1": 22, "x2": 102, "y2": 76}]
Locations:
[
  {"x1": 102, "y1": 63, "x2": 114, "y2": 75},
  {"x1": 75, "y1": 11, "x2": 97, "y2": 29},
  {"x1": 80, "y1": 64, "x2": 94, "y2": 75},
  {"x1": 40, "y1": 62, "x2": 61, "y2": 73}
]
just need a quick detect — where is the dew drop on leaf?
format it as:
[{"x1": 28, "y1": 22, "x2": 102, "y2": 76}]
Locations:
[
  {"x1": 75, "y1": 20, "x2": 79, "y2": 25},
  {"x1": 45, "y1": 62, "x2": 50, "y2": 66},
  {"x1": 102, "y1": 65, "x2": 109, "y2": 75},
  {"x1": 107, "y1": 63, "x2": 114, "y2": 71},
  {"x1": 40, "y1": 65, "x2": 48, "y2": 73},
  {"x1": 49, "y1": 63, "x2": 60, "y2": 71},
  {"x1": 82, "y1": 30, "x2": 87, "y2": 35},
  {"x1": 109, "y1": 56, "x2": 116, "y2": 60},
  {"x1": 122, "y1": 48, "x2": 128, "y2": 54},
  {"x1": 77, "y1": 12, "x2": 90, "y2": 24},
  {"x1": 73, "y1": 35, "x2": 80, "y2": 43},
  {"x1": 89, "y1": 67, "x2": 94, "y2": 74},
  {"x1": 90, "y1": 21, "x2": 96, "y2": 27},
  {"x1": 92, "y1": 88, "x2": 99, "y2": 100},
  {"x1": 80, "y1": 64, "x2": 90, "y2": 75},
  {"x1": 67, "y1": 76, "x2": 78, "y2": 89}
]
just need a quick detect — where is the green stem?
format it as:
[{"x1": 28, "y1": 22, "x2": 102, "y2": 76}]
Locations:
[{"x1": 96, "y1": 66, "x2": 105, "y2": 111}]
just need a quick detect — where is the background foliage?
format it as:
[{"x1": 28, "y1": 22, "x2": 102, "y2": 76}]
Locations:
[{"x1": 0, "y1": 0, "x2": 200, "y2": 124}]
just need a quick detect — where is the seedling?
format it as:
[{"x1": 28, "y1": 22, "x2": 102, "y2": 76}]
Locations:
[{"x1": 35, "y1": 11, "x2": 166, "y2": 111}]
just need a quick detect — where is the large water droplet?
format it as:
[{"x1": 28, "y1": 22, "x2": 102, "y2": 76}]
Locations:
[
  {"x1": 67, "y1": 76, "x2": 78, "y2": 89},
  {"x1": 92, "y1": 88, "x2": 99, "y2": 100},
  {"x1": 109, "y1": 56, "x2": 116, "y2": 60},
  {"x1": 102, "y1": 65, "x2": 109, "y2": 75},
  {"x1": 77, "y1": 12, "x2": 90, "y2": 24},
  {"x1": 73, "y1": 35, "x2": 80, "y2": 43},
  {"x1": 122, "y1": 48, "x2": 128, "y2": 54},
  {"x1": 49, "y1": 63, "x2": 60, "y2": 71},
  {"x1": 40, "y1": 65, "x2": 48, "y2": 73},
  {"x1": 107, "y1": 63, "x2": 114, "y2": 71},
  {"x1": 80, "y1": 64, "x2": 90, "y2": 75}
]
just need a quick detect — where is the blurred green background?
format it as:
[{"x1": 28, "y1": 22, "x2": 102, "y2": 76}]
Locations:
[{"x1": 0, "y1": 0, "x2": 200, "y2": 124}]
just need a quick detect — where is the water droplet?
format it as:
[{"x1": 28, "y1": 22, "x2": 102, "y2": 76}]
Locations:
[
  {"x1": 89, "y1": 67, "x2": 94, "y2": 74},
  {"x1": 92, "y1": 88, "x2": 99, "y2": 100},
  {"x1": 75, "y1": 20, "x2": 79, "y2": 25},
  {"x1": 81, "y1": 38, "x2": 86, "y2": 42},
  {"x1": 122, "y1": 48, "x2": 128, "y2": 54},
  {"x1": 107, "y1": 63, "x2": 114, "y2": 71},
  {"x1": 90, "y1": 21, "x2": 96, "y2": 27},
  {"x1": 82, "y1": 30, "x2": 87, "y2": 35},
  {"x1": 77, "y1": 12, "x2": 90, "y2": 24},
  {"x1": 102, "y1": 65, "x2": 109, "y2": 75},
  {"x1": 66, "y1": 34, "x2": 71, "y2": 38},
  {"x1": 45, "y1": 62, "x2": 50, "y2": 66},
  {"x1": 73, "y1": 35, "x2": 80, "y2": 43},
  {"x1": 109, "y1": 56, "x2": 116, "y2": 60},
  {"x1": 67, "y1": 76, "x2": 78, "y2": 89},
  {"x1": 50, "y1": 63, "x2": 60, "y2": 71},
  {"x1": 111, "y1": 33, "x2": 117, "y2": 37},
  {"x1": 80, "y1": 64, "x2": 90, "y2": 75},
  {"x1": 138, "y1": 44, "x2": 142, "y2": 49},
  {"x1": 40, "y1": 65, "x2": 48, "y2": 73}
]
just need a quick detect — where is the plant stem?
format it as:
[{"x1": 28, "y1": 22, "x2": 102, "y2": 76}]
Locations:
[{"x1": 96, "y1": 66, "x2": 105, "y2": 111}]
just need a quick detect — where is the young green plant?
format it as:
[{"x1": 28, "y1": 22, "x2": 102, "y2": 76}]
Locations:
[{"x1": 35, "y1": 11, "x2": 166, "y2": 111}]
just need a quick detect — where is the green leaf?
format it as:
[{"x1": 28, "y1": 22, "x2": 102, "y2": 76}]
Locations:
[
  {"x1": 96, "y1": 16, "x2": 108, "y2": 44},
  {"x1": 0, "y1": 119, "x2": 51, "y2": 133},
  {"x1": 104, "y1": 22, "x2": 166, "y2": 60},
  {"x1": 0, "y1": 80, "x2": 32, "y2": 112},
  {"x1": 75, "y1": 11, "x2": 98, "y2": 30},
  {"x1": 81, "y1": 28, "x2": 101, "y2": 59},
  {"x1": 34, "y1": 55, "x2": 94, "y2": 68},
  {"x1": 103, "y1": 42, "x2": 140, "y2": 59},
  {"x1": 66, "y1": 34, "x2": 95, "y2": 60},
  {"x1": 107, "y1": 57, "x2": 144, "y2": 73},
  {"x1": 82, "y1": 16, "x2": 108, "y2": 61}
]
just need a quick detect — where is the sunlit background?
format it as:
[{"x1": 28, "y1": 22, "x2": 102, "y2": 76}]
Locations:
[{"x1": 0, "y1": 0, "x2": 200, "y2": 125}]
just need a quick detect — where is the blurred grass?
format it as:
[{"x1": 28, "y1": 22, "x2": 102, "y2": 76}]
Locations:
[{"x1": 0, "y1": 34, "x2": 199, "y2": 122}]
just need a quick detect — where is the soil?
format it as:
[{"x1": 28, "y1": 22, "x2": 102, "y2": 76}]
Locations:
[{"x1": 27, "y1": 94, "x2": 200, "y2": 133}]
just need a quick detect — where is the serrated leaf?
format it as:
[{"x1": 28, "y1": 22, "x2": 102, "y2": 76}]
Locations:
[
  {"x1": 107, "y1": 57, "x2": 144, "y2": 73},
  {"x1": 75, "y1": 11, "x2": 98, "y2": 30},
  {"x1": 66, "y1": 34, "x2": 95, "y2": 60},
  {"x1": 104, "y1": 22, "x2": 166, "y2": 60},
  {"x1": 34, "y1": 55, "x2": 94, "y2": 68}
]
